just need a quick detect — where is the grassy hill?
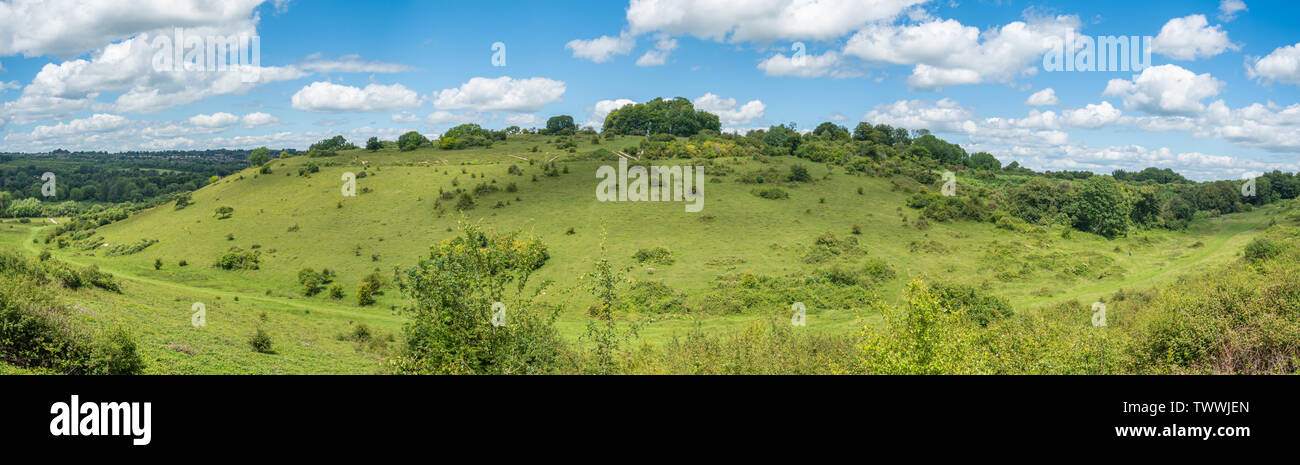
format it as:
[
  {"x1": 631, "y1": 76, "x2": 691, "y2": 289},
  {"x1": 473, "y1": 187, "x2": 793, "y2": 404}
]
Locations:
[{"x1": 1, "y1": 134, "x2": 1285, "y2": 374}]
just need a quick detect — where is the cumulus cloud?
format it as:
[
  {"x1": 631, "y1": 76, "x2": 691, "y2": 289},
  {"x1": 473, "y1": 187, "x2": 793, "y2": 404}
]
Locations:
[
  {"x1": 566, "y1": 33, "x2": 635, "y2": 63},
  {"x1": 584, "y1": 98, "x2": 637, "y2": 128},
  {"x1": 1247, "y1": 43, "x2": 1300, "y2": 85},
  {"x1": 0, "y1": 0, "x2": 265, "y2": 58},
  {"x1": 290, "y1": 81, "x2": 421, "y2": 113},
  {"x1": 188, "y1": 112, "x2": 239, "y2": 128},
  {"x1": 636, "y1": 35, "x2": 678, "y2": 67},
  {"x1": 29, "y1": 113, "x2": 130, "y2": 139},
  {"x1": 1026, "y1": 88, "x2": 1059, "y2": 106},
  {"x1": 298, "y1": 54, "x2": 416, "y2": 73},
  {"x1": 431, "y1": 77, "x2": 566, "y2": 113},
  {"x1": 842, "y1": 15, "x2": 1080, "y2": 90},
  {"x1": 1151, "y1": 15, "x2": 1237, "y2": 60},
  {"x1": 625, "y1": 0, "x2": 927, "y2": 42},
  {"x1": 861, "y1": 98, "x2": 975, "y2": 134},
  {"x1": 1062, "y1": 101, "x2": 1122, "y2": 129},
  {"x1": 391, "y1": 112, "x2": 419, "y2": 123},
  {"x1": 1103, "y1": 64, "x2": 1223, "y2": 115},
  {"x1": 758, "y1": 50, "x2": 858, "y2": 78},
  {"x1": 425, "y1": 111, "x2": 481, "y2": 126},
  {"x1": 242, "y1": 112, "x2": 279, "y2": 127},
  {"x1": 694, "y1": 93, "x2": 766, "y2": 127},
  {"x1": 1, "y1": 23, "x2": 306, "y2": 123},
  {"x1": 1218, "y1": 0, "x2": 1248, "y2": 22}
]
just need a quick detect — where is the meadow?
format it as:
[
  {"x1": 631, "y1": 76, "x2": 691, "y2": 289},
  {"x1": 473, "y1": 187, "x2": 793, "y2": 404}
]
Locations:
[{"x1": 0, "y1": 132, "x2": 1285, "y2": 374}]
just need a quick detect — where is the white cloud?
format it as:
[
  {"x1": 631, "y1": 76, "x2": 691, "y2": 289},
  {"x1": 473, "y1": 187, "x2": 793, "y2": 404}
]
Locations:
[
  {"x1": 0, "y1": 0, "x2": 265, "y2": 57},
  {"x1": 1026, "y1": 88, "x2": 1059, "y2": 106},
  {"x1": 188, "y1": 112, "x2": 239, "y2": 128},
  {"x1": 503, "y1": 113, "x2": 541, "y2": 126},
  {"x1": 2, "y1": 25, "x2": 306, "y2": 123},
  {"x1": 242, "y1": 112, "x2": 279, "y2": 127},
  {"x1": 584, "y1": 98, "x2": 637, "y2": 128},
  {"x1": 431, "y1": 77, "x2": 566, "y2": 113},
  {"x1": 1219, "y1": 0, "x2": 1248, "y2": 22},
  {"x1": 694, "y1": 93, "x2": 765, "y2": 126},
  {"x1": 1151, "y1": 15, "x2": 1237, "y2": 60},
  {"x1": 1062, "y1": 101, "x2": 1122, "y2": 129},
  {"x1": 636, "y1": 35, "x2": 678, "y2": 67},
  {"x1": 29, "y1": 113, "x2": 130, "y2": 139},
  {"x1": 842, "y1": 15, "x2": 1080, "y2": 90},
  {"x1": 298, "y1": 54, "x2": 416, "y2": 73},
  {"x1": 566, "y1": 33, "x2": 635, "y2": 63},
  {"x1": 758, "y1": 50, "x2": 858, "y2": 78},
  {"x1": 1103, "y1": 64, "x2": 1223, "y2": 115},
  {"x1": 425, "y1": 111, "x2": 481, "y2": 126},
  {"x1": 290, "y1": 81, "x2": 421, "y2": 113},
  {"x1": 391, "y1": 112, "x2": 419, "y2": 123},
  {"x1": 625, "y1": 0, "x2": 927, "y2": 42},
  {"x1": 861, "y1": 98, "x2": 975, "y2": 134},
  {"x1": 1247, "y1": 43, "x2": 1300, "y2": 85}
]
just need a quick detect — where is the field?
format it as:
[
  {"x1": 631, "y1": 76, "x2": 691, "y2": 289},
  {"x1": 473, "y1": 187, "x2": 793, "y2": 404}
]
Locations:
[{"x1": 0, "y1": 134, "x2": 1282, "y2": 374}]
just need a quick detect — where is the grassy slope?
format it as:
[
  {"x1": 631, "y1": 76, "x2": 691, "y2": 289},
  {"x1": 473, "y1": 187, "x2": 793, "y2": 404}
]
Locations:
[{"x1": 2, "y1": 134, "x2": 1279, "y2": 374}]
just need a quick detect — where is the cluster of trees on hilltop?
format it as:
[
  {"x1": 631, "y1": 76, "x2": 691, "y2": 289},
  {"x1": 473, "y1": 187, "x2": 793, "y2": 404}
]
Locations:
[
  {"x1": 614, "y1": 116, "x2": 1293, "y2": 239},
  {"x1": 602, "y1": 98, "x2": 722, "y2": 137}
]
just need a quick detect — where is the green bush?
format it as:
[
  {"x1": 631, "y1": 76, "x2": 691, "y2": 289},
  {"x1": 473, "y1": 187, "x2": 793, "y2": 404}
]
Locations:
[
  {"x1": 249, "y1": 327, "x2": 274, "y2": 354},
  {"x1": 633, "y1": 247, "x2": 675, "y2": 265}
]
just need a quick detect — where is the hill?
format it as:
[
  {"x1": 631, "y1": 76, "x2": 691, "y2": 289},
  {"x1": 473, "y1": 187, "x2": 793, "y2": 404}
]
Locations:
[{"x1": 1, "y1": 131, "x2": 1289, "y2": 374}]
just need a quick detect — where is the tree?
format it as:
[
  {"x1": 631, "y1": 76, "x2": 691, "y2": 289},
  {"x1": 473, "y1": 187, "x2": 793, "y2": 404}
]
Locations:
[
  {"x1": 544, "y1": 115, "x2": 577, "y2": 135},
  {"x1": 397, "y1": 131, "x2": 426, "y2": 152},
  {"x1": 813, "y1": 122, "x2": 850, "y2": 140},
  {"x1": 602, "y1": 98, "x2": 721, "y2": 137},
  {"x1": 390, "y1": 223, "x2": 561, "y2": 375},
  {"x1": 310, "y1": 135, "x2": 353, "y2": 152},
  {"x1": 967, "y1": 152, "x2": 1001, "y2": 171},
  {"x1": 247, "y1": 147, "x2": 271, "y2": 166},
  {"x1": 1064, "y1": 176, "x2": 1131, "y2": 238},
  {"x1": 365, "y1": 137, "x2": 382, "y2": 151}
]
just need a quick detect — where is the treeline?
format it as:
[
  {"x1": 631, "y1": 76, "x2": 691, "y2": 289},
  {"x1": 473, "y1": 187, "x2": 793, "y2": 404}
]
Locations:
[
  {"x1": 592, "y1": 114, "x2": 1288, "y2": 239},
  {"x1": 0, "y1": 151, "x2": 249, "y2": 218}
]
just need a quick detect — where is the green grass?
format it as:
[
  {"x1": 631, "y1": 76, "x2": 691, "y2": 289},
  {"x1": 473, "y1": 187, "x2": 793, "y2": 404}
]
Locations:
[{"x1": 2, "y1": 134, "x2": 1282, "y2": 374}]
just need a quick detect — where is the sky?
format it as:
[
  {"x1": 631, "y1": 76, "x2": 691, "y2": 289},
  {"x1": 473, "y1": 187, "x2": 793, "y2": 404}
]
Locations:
[{"x1": 0, "y1": 0, "x2": 1297, "y2": 181}]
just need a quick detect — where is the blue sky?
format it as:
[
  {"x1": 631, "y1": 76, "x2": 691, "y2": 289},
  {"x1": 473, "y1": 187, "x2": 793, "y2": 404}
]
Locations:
[{"x1": 0, "y1": 0, "x2": 1297, "y2": 180}]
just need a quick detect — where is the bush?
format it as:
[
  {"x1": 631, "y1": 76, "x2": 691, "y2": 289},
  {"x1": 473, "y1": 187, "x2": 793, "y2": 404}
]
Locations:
[
  {"x1": 328, "y1": 283, "x2": 345, "y2": 300},
  {"x1": 249, "y1": 327, "x2": 274, "y2": 354},
  {"x1": 633, "y1": 247, "x2": 675, "y2": 265},
  {"x1": 389, "y1": 223, "x2": 561, "y2": 375},
  {"x1": 752, "y1": 187, "x2": 790, "y2": 200},
  {"x1": 1244, "y1": 237, "x2": 1285, "y2": 263},
  {"x1": 787, "y1": 164, "x2": 812, "y2": 183},
  {"x1": 216, "y1": 248, "x2": 260, "y2": 270},
  {"x1": 357, "y1": 280, "x2": 378, "y2": 306}
]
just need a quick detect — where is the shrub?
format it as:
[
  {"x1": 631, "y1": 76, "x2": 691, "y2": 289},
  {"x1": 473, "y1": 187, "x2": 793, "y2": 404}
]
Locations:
[
  {"x1": 1244, "y1": 237, "x2": 1285, "y2": 263},
  {"x1": 328, "y1": 283, "x2": 344, "y2": 300},
  {"x1": 153, "y1": 258, "x2": 163, "y2": 270},
  {"x1": 216, "y1": 248, "x2": 260, "y2": 270},
  {"x1": 752, "y1": 187, "x2": 790, "y2": 200},
  {"x1": 249, "y1": 327, "x2": 274, "y2": 354},
  {"x1": 787, "y1": 164, "x2": 812, "y2": 182},
  {"x1": 633, "y1": 247, "x2": 675, "y2": 265},
  {"x1": 389, "y1": 223, "x2": 560, "y2": 375}
]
